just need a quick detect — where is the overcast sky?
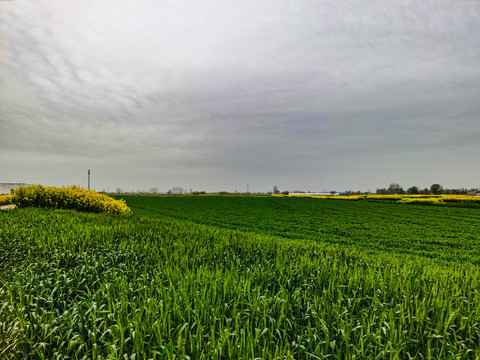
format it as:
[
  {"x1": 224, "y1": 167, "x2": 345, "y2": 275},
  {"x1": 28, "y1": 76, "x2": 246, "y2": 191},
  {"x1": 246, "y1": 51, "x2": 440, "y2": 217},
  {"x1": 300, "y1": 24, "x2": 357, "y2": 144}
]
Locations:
[{"x1": 1, "y1": 0, "x2": 479, "y2": 192}]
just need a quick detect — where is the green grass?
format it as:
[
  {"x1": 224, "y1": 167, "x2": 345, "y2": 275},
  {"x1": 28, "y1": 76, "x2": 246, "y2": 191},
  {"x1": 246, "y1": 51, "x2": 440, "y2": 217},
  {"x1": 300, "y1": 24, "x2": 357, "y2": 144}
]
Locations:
[
  {"x1": 117, "y1": 195, "x2": 480, "y2": 266},
  {"x1": 1, "y1": 197, "x2": 479, "y2": 359}
]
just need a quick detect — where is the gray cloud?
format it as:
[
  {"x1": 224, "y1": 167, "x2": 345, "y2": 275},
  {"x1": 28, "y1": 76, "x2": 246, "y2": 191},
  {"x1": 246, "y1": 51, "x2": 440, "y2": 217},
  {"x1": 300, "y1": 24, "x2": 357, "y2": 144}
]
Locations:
[{"x1": 1, "y1": 0, "x2": 479, "y2": 192}]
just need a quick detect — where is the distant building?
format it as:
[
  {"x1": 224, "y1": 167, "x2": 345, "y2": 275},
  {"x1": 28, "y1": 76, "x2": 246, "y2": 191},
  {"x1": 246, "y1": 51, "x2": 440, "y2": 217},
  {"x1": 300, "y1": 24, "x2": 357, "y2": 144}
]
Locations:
[
  {"x1": 289, "y1": 192, "x2": 339, "y2": 196},
  {"x1": 0, "y1": 183, "x2": 30, "y2": 195},
  {"x1": 170, "y1": 187, "x2": 184, "y2": 194}
]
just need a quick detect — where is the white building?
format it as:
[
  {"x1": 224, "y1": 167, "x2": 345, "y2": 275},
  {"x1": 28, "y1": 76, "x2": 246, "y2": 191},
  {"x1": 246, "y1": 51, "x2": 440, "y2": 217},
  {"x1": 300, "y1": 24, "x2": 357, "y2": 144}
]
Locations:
[
  {"x1": 289, "y1": 192, "x2": 339, "y2": 196},
  {"x1": 0, "y1": 183, "x2": 30, "y2": 195},
  {"x1": 170, "y1": 187, "x2": 184, "y2": 194}
]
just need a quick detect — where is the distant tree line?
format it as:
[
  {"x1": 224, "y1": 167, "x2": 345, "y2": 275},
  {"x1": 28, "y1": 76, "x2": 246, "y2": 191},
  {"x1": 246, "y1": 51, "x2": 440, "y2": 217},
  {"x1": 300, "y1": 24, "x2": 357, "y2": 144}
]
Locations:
[
  {"x1": 376, "y1": 183, "x2": 471, "y2": 195},
  {"x1": 109, "y1": 184, "x2": 475, "y2": 196}
]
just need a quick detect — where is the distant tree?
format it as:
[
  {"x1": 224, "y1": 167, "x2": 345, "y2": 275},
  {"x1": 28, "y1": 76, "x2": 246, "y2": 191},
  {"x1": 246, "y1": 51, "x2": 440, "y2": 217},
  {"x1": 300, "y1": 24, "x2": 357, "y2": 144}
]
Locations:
[
  {"x1": 387, "y1": 183, "x2": 404, "y2": 195},
  {"x1": 419, "y1": 187, "x2": 430, "y2": 195},
  {"x1": 330, "y1": 190, "x2": 336, "y2": 195},
  {"x1": 430, "y1": 184, "x2": 443, "y2": 195},
  {"x1": 445, "y1": 187, "x2": 467, "y2": 195},
  {"x1": 376, "y1": 188, "x2": 387, "y2": 195},
  {"x1": 281, "y1": 191, "x2": 289, "y2": 195},
  {"x1": 407, "y1": 186, "x2": 419, "y2": 195},
  {"x1": 273, "y1": 185, "x2": 280, "y2": 194}
]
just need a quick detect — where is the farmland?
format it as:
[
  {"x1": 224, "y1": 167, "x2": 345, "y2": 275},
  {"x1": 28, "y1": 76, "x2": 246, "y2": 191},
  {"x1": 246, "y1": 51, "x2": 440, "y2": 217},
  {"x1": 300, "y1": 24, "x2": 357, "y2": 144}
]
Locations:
[
  {"x1": 1, "y1": 195, "x2": 480, "y2": 359},
  {"x1": 117, "y1": 195, "x2": 480, "y2": 265}
]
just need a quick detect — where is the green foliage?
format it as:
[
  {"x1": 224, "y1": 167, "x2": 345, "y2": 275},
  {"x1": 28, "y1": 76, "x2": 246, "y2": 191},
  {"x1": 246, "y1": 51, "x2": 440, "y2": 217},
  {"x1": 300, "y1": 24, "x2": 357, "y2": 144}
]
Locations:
[
  {"x1": 407, "y1": 186, "x2": 419, "y2": 195},
  {"x1": 430, "y1": 184, "x2": 443, "y2": 195},
  {"x1": 0, "y1": 199, "x2": 479, "y2": 359}
]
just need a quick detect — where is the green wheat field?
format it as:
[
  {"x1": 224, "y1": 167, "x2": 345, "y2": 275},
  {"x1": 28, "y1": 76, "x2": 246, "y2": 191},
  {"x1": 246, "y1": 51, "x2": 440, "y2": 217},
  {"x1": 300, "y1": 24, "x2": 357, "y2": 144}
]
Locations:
[{"x1": 1, "y1": 195, "x2": 479, "y2": 359}]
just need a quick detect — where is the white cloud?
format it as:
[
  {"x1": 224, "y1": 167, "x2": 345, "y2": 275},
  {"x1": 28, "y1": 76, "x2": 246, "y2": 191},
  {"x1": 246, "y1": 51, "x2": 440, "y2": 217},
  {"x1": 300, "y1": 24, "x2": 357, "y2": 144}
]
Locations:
[{"x1": 0, "y1": 0, "x2": 479, "y2": 191}]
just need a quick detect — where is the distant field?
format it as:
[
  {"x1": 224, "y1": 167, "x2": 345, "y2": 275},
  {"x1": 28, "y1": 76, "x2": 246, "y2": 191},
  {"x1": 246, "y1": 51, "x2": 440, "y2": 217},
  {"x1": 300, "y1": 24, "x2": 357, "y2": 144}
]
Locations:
[
  {"x1": 1, "y1": 196, "x2": 479, "y2": 359},
  {"x1": 117, "y1": 195, "x2": 480, "y2": 265},
  {"x1": 280, "y1": 194, "x2": 480, "y2": 207}
]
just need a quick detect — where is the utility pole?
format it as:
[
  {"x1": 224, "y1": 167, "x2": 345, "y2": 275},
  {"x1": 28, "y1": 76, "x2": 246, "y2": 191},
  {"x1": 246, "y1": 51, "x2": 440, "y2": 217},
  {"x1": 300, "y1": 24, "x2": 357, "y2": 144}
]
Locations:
[
  {"x1": 247, "y1": 184, "x2": 249, "y2": 194},
  {"x1": 88, "y1": 170, "x2": 90, "y2": 190}
]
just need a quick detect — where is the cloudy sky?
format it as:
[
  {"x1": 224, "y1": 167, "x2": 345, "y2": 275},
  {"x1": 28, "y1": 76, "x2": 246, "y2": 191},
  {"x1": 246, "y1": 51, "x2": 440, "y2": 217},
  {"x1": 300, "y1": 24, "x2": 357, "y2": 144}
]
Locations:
[{"x1": 1, "y1": 0, "x2": 479, "y2": 192}]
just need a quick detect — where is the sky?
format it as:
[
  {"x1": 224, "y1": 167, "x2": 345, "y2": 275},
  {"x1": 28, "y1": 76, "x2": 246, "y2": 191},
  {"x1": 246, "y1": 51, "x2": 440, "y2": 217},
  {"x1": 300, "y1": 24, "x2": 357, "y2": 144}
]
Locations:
[{"x1": 1, "y1": 0, "x2": 479, "y2": 193}]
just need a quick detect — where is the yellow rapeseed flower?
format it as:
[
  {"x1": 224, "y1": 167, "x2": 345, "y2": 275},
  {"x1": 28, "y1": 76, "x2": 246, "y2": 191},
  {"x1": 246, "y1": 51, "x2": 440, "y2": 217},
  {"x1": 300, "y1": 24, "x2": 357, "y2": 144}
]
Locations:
[{"x1": 12, "y1": 184, "x2": 131, "y2": 215}]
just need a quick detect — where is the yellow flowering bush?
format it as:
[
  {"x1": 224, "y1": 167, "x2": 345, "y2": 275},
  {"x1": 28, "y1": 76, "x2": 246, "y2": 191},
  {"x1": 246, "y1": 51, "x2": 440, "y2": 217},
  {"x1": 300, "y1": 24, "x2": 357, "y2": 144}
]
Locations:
[
  {"x1": 439, "y1": 195, "x2": 480, "y2": 204},
  {"x1": 0, "y1": 194, "x2": 14, "y2": 206},
  {"x1": 310, "y1": 195, "x2": 366, "y2": 200},
  {"x1": 13, "y1": 184, "x2": 131, "y2": 215},
  {"x1": 397, "y1": 198, "x2": 445, "y2": 205},
  {"x1": 276, "y1": 194, "x2": 367, "y2": 200},
  {"x1": 366, "y1": 195, "x2": 406, "y2": 201}
]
